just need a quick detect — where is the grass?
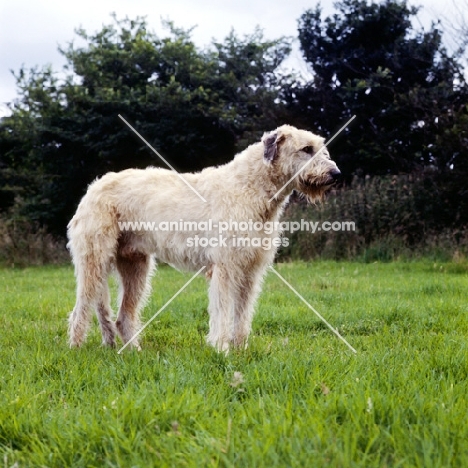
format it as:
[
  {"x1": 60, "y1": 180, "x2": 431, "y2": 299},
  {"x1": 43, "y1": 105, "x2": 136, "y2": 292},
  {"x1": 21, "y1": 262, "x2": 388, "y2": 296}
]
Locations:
[{"x1": 0, "y1": 261, "x2": 467, "y2": 467}]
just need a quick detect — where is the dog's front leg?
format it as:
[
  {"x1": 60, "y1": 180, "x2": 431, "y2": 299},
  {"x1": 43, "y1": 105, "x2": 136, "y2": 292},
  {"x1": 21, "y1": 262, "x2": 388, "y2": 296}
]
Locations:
[
  {"x1": 230, "y1": 263, "x2": 267, "y2": 349},
  {"x1": 206, "y1": 264, "x2": 232, "y2": 353}
]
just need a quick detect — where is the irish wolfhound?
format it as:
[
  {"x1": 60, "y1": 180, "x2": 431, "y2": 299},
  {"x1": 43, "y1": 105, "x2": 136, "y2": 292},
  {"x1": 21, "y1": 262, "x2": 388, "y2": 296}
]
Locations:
[{"x1": 67, "y1": 124, "x2": 341, "y2": 352}]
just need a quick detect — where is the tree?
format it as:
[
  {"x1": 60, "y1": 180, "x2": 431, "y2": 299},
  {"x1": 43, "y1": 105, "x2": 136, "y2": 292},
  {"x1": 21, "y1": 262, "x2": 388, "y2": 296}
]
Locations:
[
  {"x1": 285, "y1": 0, "x2": 467, "y2": 178},
  {"x1": 0, "y1": 16, "x2": 291, "y2": 234}
]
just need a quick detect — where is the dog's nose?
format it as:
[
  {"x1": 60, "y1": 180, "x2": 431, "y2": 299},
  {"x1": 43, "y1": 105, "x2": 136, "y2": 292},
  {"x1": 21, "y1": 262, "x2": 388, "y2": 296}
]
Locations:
[{"x1": 329, "y1": 169, "x2": 342, "y2": 181}]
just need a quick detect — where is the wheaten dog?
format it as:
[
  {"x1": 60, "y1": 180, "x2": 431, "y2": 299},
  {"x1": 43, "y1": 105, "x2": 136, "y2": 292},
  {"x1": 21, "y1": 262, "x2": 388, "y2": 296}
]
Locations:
[{"x1": 67, "y1": 124, "x2": 341, "y2": 352}]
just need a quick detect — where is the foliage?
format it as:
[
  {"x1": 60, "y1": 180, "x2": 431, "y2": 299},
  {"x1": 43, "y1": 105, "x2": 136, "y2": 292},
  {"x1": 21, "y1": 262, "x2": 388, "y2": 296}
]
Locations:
[
  {"x1": 1, "y1": 262, "x2": 467, "y2": 466},
  {"x1": 0, "y1": 2, "x2": 467, "y2": 253},
  {"x1": 0, "y1": 216, "x2": 68, "y2": 267},
  {"x1": 278, "y1": 0, "x2": 468, "y2": 247},
  {"x1": 0, "y1": 16, "x2": 290, "y2": 234},
  {"x1": 281, "y1": 176, "x2": 468, "y2": 261},
  {"x1": 286, "y1": 0, "x2": 467, "y2": 177}
]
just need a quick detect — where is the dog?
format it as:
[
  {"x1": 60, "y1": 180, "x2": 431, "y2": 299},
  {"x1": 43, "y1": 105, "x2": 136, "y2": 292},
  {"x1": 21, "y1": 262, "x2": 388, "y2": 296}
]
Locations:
[{"x1": 67, "y1": 124, "x2": 340, "y2": 352}]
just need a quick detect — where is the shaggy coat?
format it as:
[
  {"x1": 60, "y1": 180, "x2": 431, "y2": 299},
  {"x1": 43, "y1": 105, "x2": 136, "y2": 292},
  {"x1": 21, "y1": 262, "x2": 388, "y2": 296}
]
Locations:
[{"x1": 67, "y1": 124, "x2": 340, "y2": 351}]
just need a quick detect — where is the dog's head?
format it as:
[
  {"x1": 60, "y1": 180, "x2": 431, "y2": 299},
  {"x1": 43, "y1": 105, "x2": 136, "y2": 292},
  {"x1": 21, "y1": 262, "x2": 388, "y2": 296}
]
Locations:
[{"x1": 262, "y1": 125, "x2": 341, "y2": 202}]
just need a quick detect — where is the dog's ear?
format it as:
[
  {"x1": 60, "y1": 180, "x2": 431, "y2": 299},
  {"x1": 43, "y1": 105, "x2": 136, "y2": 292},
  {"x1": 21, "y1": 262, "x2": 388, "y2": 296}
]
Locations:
[{"x1": 262, "y1": 131, "x2": 284, "y2": 163}]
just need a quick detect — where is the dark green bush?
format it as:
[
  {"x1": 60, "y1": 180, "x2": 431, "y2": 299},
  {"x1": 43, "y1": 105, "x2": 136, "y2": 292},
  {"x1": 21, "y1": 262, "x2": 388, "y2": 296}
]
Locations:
[{"x1": 280, "y1": 175, "x2": 468, "y2": 262}]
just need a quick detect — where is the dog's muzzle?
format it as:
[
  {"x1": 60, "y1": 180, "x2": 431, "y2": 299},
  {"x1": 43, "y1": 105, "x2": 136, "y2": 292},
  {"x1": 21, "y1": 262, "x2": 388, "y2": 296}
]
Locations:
[{"x1": 328, "y1": 168, "x2": 342, "y2": 184}]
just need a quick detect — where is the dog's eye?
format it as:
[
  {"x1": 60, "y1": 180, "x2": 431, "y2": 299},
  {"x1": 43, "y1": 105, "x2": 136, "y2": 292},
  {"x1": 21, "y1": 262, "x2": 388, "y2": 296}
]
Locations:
[{"x1": 302, "y1": 146, "x2": 314, "y2": 155}]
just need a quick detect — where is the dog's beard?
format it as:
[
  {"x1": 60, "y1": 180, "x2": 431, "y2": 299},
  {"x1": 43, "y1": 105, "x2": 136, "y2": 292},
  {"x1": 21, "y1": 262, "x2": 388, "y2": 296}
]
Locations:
[{"x1": 297, "y1": 177, "x2": 334, "y2": 203}]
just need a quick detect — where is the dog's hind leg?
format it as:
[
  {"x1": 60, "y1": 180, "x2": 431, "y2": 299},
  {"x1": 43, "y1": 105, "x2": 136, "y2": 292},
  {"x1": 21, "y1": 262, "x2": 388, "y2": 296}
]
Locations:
[
  {"x1": 115, "y1": 253, "x2": 154, "y2": 350},
  {"x1": 69, "y1": 255, "x2": 112, "y2": 347},
  {"x1": 96, "y1": 282, "x2": 117, "y2": 347}
]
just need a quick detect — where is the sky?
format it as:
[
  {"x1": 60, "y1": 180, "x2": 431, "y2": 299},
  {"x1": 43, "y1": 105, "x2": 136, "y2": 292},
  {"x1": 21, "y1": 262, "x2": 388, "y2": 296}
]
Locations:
[{"x1": 0, "y1": 0, "x2": 456, "y2": 117}]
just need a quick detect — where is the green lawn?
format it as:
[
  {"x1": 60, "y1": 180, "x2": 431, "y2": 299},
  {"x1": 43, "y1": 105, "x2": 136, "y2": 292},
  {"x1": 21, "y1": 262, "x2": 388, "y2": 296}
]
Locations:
[{"x1": 0, "y1": 261, "x2": 467, "y2": 467}]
